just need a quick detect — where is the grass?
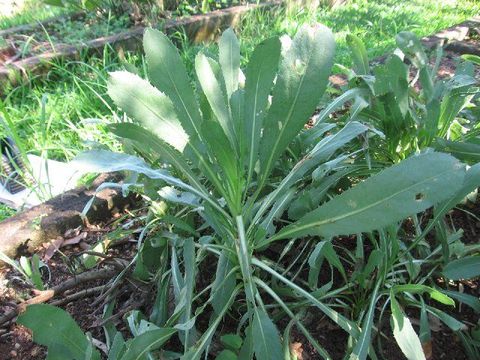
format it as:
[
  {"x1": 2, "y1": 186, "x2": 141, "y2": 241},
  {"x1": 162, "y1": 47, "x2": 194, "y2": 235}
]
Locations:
[
  {"x1": 237, "y1": 0, "x2": 480, "y2": 64},
  {"x1": 0, "y1": 0, "x2": 478, "y2": 221},
  {"x1": 0, "y1": 0, "x2": 67, "y2": 30}
]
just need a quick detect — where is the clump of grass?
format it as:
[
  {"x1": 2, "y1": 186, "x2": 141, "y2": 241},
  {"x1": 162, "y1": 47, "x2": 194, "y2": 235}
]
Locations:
[
  {"x1": 0, "y1": 203, "x2": 16, "y2": 221},
  {"x1": 0, "y1": 47, "x2": 139, "y2": 161},
  {"x1": 0, "y1": 0, "x2": 67, "y2": 30},
  {"x1": 236, "y1": 0, "x2": 480, "y2": 65}
]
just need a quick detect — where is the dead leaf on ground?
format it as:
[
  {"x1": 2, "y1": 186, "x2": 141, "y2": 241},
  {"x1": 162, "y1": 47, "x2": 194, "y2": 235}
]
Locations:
[
  {"x1": 62, "y1": 232, "x2": 87, "y2": 246},
  {"x1": 43, "y1": 237, "x2": 64, "y2": 261},
  {"x1": 422, "y1": 340, "x2": 433, "y2": 360},
  {"x1": 290, "y1": 342, "x2": 304, "y2": 360}
]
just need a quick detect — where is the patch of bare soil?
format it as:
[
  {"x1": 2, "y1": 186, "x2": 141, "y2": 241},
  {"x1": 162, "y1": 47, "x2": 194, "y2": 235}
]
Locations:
[{"x1": 0, "y1": 210, "x2": 146, "y2": 360}]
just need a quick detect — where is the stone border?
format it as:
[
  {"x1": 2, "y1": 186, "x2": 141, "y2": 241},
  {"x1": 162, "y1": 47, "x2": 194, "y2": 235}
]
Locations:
[{"x1": 0, "y1": 1, "x2": 281, "y2": 88}]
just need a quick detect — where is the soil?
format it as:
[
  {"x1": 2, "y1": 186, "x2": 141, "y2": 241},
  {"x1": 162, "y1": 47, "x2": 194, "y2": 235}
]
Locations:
[
  {"x1": 0, "y1": 210, "x2": 146, "y2": 360},
  {"x1": 0, "y1": 197, "x2": 478, "y2": 360}
]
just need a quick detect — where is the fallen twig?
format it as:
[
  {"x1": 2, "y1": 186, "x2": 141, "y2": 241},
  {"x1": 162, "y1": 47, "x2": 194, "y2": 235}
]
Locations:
[
  {"x1": 0, "y1": 267, "x2": 119, "y2": 327},
  {"x1": 51, "y1": 285, "x2": 106, "y2": 307}
]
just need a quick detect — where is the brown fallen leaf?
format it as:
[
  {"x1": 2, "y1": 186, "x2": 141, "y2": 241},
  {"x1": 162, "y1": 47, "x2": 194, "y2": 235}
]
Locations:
[
  {"x1": 43, "y1": 237, "x2": 64, "y2": 261},
  {"x1": 290, "y1": 342, "x2": 304, "y2": 360},
  {"x1": 62, "y1": 232, "x2": 87, "y2": 246},
  {"x1": 422, "y1": 340, "x2": 433, "y2": 360}
]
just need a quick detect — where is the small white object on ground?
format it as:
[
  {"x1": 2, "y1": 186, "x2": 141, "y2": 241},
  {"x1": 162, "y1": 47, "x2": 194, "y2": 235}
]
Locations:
[{"x1": 0, "y1": 154, "x2": 83, "y2": 209}]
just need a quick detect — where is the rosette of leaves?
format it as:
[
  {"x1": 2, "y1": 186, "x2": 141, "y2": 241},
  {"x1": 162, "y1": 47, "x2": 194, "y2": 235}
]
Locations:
[
  {"x1": 69, "y1": 26, "x2": 468, "y2": 359},
  {"x1": 341, "y1": 32, "x2": 479, "y2": 163}
]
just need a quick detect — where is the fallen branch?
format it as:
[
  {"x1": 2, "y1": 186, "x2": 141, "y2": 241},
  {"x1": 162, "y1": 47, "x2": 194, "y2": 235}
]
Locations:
[
  {"x1": 0, "y1": 267, "x2": 119, "y2": 327},
  {"x1": 51, "y1": 285, "x2": 106, "y2": 307}
]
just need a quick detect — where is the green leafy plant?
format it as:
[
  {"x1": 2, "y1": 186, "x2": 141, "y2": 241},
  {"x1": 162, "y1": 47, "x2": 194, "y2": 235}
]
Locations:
[
  {"x1": 342, "y1": 32, "x2": 479, "y2": 163},
  {"x1": 0, "y1": 252, "x2": 46, "y2": 290},
  {"x1": 20, "y1": 25, "x2": 476, "y2": 359},
  {"x1": 70, "y1": 25, "x2": 472, "y2": 358},
  {"x1": 17, "y1": 304, "x2": 176, "y2": 359}
]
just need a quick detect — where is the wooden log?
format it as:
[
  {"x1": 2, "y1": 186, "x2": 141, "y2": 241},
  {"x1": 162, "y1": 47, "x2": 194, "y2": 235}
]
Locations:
[
  {"x1": 0, "y1": 1, "x2": 281, "y2": 88},
  {"x1": 421, "y1": 17, "x2": 480, "y2": 50},
  {"x1": 0, "y1": 173, "x2": 138, "y2": 263}
]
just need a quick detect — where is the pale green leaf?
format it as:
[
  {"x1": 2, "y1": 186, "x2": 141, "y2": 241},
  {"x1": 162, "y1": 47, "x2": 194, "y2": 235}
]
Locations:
[
  {"x1": 259, "y1": 24, "x2": 335, "y2": 185},
  {"x1": 219, "y1": 28, "x2": 240, "y2": 100},
  {"x1": 252, "y1": 308, "x2": 283, "y2": 360},
  {"x1": 243, "y1": 36, "x2": 281, "y2": 181},
  {"x1": 271, "y1": 152, "x2": 465, "y2": 241},
  {"x1": 143, "y1": 28, "x2": 203, "y2": 139},
  {"x1": 196, "y1": 53, "x2": 237, "y2": 151},
  {"x1": 391, "y1": 312, "x2": 426, "y2": 360},
  {"x1": 108, "y1": 71, "x2": 189, "y2": 152}
]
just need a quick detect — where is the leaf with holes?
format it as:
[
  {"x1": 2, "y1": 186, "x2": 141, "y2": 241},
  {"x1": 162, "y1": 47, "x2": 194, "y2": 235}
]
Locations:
[{"x1": 270, "y1": 152, "x2": 465, "y2": 241}]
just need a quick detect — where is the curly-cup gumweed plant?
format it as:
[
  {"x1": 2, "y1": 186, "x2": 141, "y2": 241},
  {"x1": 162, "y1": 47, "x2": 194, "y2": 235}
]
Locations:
[{"x1": 21, "y1": 24, "x2": 474, "y2": 359}]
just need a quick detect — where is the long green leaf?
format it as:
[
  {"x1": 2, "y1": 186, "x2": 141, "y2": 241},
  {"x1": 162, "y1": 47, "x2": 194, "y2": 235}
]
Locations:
[
  {"x1": 219, "y1": 28, "x2": 240, "y2": 100},
  {"x1": 259, "y1": 24, "x2": 335, "y2": 187},
  {"x1": 349, "y1": 283, "x2": 380, "y2": 360},
  {"x1": 182, "y1": 286, "x2": 240, "y2": 360},
  {"x1": 108, "y1": 71, "x2": 189, "y2": 152},
  {"x1": 391, "y1": 312, "x2": 426, "y2": 360},
  {"x1": 211, "y1": 251, "x2": 237, "y2": 316},
  {"x1": 253, "y1": 121, "x2": 367, "y2": 233},
  {"x1": 109, "y1": 123, "x2": 205, "y2": 193},
  {"x1": 270, "y1": 152, "x2": 465, "y2": 241},
  {"x1": 444, "y1": 256, "x2": 480, "y2": 280},
  {"x1": 391, "y1": 284, "x2": 454, "y2": 306},
  {"x1": 71, "y1": 150, "x2": 229, "y2": 218},
  {"x1": 435, "y1": 138, "x2": 480, "y2": 163},
  {"x1": 442, "y1": 290, "x2": 480, "y2": 313},
  {"x1": 196, "y1": 53, "x2": 237, "y2": 151},
  {"x1": 255, "y1": 278, "x2": 332, "y2": 360},
  {"x1": 120, "y1": 328, "x2": 176, "y2": 360},
  {"x1": 244, "y1": 37, "x2": 281, "y2": 183},
  {"x1": 182, "y1": 238, "x2": 196, "y2": 349},
  {"x1": 143, "y1": 28, "x2": 203, "y2": 140},
  {"x1": 412, "y1": 162, "x2": 480, "y2": 249},
  {"x1": 252, "y1": 308, "x2": 283, "y2": 360},
  {"x1": 252, "y1": 257, "x2": 360, "y2": 337},
  {"x1": 346, "y1": 34, "x2": 369, "y2": 75}
]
